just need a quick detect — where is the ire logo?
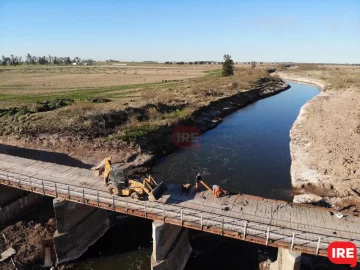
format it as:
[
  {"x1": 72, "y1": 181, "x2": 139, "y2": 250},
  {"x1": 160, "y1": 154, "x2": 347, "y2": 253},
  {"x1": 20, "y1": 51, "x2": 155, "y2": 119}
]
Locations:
[
  {"x1": 328, "y1": 242, "x2": 357, "y2": 267},
  {"x1": 172, "y1": 125, "x2": 201, "y2": 149}
]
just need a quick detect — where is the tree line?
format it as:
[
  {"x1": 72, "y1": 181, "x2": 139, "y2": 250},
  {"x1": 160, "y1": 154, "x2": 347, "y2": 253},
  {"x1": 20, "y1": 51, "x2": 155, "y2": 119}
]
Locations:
[
  {"x1": 165, "y1": 61, "x2": 223, "y2": 65},
  {"x1": 0, "y1": 54, "x2": 93, "y2": 66}
]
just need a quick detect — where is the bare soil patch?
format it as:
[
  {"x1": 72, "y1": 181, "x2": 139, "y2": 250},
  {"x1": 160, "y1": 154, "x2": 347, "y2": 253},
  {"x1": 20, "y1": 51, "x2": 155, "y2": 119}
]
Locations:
[{"x1": 0, "y1": 219, "x2": 56, "y2": 270}]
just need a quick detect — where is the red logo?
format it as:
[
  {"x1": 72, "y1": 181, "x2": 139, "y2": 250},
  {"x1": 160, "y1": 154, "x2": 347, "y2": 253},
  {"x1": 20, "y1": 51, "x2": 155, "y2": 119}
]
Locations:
[
  {"x1": 328, "y1": 242, "x2": 357, "y2": 267},
  {"x1": 172, "y1": 126, "x2": 201, "y2": 149}
]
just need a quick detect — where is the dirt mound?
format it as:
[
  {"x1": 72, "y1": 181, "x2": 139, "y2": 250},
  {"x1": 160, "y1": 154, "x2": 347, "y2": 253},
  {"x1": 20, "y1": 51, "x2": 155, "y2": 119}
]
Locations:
[{"x1": 0, "y1": 219, "x2": 56, "y2": 269}]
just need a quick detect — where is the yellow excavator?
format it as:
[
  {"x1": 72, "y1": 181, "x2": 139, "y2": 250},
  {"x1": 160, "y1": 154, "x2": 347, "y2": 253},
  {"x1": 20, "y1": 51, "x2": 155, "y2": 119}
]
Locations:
[{"x1": 91, "y1": 157, "x2": 167, "y2": 201}]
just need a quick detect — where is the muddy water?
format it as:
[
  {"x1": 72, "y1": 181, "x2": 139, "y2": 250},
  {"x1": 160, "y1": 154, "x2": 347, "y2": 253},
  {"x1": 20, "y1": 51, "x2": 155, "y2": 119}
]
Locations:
[{"x1": 75, "y1": 82, "x2": 320, "y2": 269}]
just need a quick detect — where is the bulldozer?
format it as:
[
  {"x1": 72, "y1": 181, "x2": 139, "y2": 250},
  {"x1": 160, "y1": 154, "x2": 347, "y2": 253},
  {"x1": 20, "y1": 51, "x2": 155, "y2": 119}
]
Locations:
[{"x1": 91, "y1": 157, "x2": 167, "y2": 201}]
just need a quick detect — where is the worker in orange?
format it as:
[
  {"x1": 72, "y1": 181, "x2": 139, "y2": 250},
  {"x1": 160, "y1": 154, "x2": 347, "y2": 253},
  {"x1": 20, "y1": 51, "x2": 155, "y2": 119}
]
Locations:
[
  {"x1": 212, "y1": 184, "x2": 229, "y2": 198},
  {"x1": 195, "y1": 172, "x2": 202, "y2": 190}
]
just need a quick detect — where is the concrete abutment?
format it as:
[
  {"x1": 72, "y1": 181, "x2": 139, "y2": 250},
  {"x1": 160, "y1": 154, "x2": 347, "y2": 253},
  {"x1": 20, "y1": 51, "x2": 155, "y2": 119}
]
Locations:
[
  {"x1": 52, "y1": 198, "x2": 110, "y2": 265},
  {"x1": 270, "y1": 248, "x2": 301, "y2": 270},
  {"x1": 151, "y1": 221, "x2": 192, "y2": 270},
  {"x1": 0, "y1": 185, "x2": 43, "y2": 226}
]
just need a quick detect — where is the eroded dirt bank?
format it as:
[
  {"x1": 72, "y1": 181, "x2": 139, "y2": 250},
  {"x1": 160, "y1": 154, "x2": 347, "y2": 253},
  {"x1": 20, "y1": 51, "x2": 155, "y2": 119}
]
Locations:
[{"x1": 281, "y1": 72, "x2": 360, "y2": 212}]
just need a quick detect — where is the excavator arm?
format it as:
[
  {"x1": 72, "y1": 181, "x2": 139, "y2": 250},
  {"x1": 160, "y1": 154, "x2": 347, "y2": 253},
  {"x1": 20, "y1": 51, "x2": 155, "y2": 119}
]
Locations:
[{"x1": 92, "y1": 157, "x2": 112, "y2": 183}]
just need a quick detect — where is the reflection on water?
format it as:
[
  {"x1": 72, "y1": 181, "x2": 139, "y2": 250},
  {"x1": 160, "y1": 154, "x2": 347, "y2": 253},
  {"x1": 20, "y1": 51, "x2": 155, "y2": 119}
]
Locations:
[{"x1": 75, "y1": 82, "x2": 320, "y2": 269}]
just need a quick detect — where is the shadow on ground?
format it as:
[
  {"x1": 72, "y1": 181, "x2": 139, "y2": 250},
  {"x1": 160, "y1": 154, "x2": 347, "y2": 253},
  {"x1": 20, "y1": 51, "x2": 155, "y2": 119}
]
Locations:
[{"x1": 0, "y1": 144, "x2": 92, "y2": 168}]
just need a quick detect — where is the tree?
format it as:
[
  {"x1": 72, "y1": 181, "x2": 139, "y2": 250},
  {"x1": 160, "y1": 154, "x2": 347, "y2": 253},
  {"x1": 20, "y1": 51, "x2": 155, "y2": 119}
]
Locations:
[
  {"x1": 0, "y1": 56, "x2": 6, "y2": 66},
  {"x1": 251, "y1": 61, "x2": 256, "y2": 68},
  {"x1": 64, "y1": 57, "x2": 71, "y2": 65},
  {"x1": 32, "y1": 55, "x2": 38, "y2": 64},
  {"x1": 26, "y1": 53, "x2": 33, "y2": 64},
  {"x1": 9, "y1": 55, "x2": 16, "y2": 66},
  {"x1": 53, "y1": 56, "x2": 59, "y2": 65},
  {"x1": 38, "y1": 56, "x2": 48, "y2": 65},
  {"x1": 73, "y1": 57, "x2": 81, "y2": 64},
  {"x1": 222, "y1": 54, "x2": 234, "y2": 77},
  {"x1": 46, "y1": 55, "x2": 53, "y2": 64}
]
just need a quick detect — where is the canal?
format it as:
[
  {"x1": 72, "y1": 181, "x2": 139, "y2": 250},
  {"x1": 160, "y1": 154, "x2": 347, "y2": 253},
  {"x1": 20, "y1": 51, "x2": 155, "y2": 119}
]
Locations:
[{"x1": 75, "y1": 81, "x2": 320, "y2": 269}]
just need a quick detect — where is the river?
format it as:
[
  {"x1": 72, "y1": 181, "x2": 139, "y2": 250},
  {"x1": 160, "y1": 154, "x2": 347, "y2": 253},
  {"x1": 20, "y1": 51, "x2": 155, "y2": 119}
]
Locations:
[{"x1": 75, "y1": 82, "x2": 320, "y2": 269}]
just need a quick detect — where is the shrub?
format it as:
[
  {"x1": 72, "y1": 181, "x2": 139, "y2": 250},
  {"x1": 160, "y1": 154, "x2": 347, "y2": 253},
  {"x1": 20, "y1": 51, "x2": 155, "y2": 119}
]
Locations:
[{"x1": 222, "y1": 54, "x2": 234, "y2": 77}]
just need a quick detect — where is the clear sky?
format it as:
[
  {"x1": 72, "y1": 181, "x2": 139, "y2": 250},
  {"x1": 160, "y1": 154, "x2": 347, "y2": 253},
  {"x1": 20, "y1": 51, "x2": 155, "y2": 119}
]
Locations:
[{"x1": 0, "y1": 0, "x2": 359, "y2": 63}]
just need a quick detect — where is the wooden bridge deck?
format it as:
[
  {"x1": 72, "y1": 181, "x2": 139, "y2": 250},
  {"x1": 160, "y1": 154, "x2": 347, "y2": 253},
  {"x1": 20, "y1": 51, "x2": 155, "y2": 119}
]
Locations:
[{"x1": 0, "y1": 153, "x2": 359, "y2": 260}]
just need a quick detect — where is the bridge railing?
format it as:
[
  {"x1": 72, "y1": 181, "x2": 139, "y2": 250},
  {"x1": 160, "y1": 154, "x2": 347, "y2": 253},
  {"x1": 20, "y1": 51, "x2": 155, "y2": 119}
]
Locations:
[{"x1": 1, "y1": 170, "x2": 360, "y2": 258}]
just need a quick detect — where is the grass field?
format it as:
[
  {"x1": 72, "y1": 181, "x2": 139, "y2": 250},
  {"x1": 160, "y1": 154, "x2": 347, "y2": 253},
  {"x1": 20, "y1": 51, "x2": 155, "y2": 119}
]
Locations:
[
  {"x1": 0, "y1": 63, "x2": 271, "y2": 140},
  {"x1": 0, "y1": 64, "x2": 220, "y2": 106}
]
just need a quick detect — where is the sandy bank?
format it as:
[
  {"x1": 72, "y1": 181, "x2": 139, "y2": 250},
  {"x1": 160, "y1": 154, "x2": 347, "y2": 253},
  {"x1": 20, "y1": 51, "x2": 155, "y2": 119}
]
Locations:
[
  {"x1": 278, "y1": 72, "x2": 326, "y2": 91},
  {"x1": 279, "y1": 72, "x2": 360, "y2": 211}
]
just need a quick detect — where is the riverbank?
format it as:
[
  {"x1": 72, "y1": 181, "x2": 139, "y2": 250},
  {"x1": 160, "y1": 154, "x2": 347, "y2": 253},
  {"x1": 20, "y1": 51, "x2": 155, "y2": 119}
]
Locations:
[
  {"x1": 0, "y1": 76, "x2": 289, "y2": 171},
  {"x1": 279, "y1": 66, "x2": 360, "y2": 212}
]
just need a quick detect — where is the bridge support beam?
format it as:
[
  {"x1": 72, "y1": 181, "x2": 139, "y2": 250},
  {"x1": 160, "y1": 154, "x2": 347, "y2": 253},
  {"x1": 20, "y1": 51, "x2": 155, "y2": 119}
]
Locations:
[
  {"x1": 151, "y1": 221, "x2": 192, "y2": 270},
  {"x1": 270, "y1": 248, "x2": 301, "y2": 270},
  {"x1": 52, "y1": 198, "x2": 110, "y2": 265}
]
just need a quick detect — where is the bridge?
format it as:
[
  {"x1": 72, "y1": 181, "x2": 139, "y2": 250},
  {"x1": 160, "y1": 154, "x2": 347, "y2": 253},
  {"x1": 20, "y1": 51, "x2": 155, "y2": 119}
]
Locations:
[{"x1": 0, "y1": 153, "x2": 359, "y2": 269}]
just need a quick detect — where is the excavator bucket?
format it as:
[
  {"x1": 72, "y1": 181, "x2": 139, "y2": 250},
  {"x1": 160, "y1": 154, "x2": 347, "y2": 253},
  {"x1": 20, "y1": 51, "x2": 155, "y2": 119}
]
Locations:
[{"x1": 148, "y1": 181, "x2": 167, "y2": 201}]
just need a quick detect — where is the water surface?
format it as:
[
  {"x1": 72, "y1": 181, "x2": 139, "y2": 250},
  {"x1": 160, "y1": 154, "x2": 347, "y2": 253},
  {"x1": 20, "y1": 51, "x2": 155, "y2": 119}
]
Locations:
[{"x1": 152, "y1": 82, "x2": 320, "y2": 201}]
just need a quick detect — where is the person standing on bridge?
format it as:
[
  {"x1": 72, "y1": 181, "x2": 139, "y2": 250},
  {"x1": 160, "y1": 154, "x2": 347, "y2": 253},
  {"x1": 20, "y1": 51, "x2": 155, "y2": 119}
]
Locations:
[
  {"x1": 195, "y1": 173, "x2": 202, "y2": 190},
  {"x1": 212, "y1": 184, "x2": 229, "y2": 198}
]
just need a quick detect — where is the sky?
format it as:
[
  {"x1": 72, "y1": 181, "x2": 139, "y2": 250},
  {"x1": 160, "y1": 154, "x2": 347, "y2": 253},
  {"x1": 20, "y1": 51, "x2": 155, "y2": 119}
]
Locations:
[{"x1": 0, "y1": 0, "x2": 359, "y2": 63}]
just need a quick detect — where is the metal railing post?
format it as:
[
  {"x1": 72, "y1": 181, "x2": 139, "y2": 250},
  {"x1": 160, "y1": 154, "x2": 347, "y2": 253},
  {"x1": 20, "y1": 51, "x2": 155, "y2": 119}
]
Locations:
[
  {"x1": 266, "y1": 226, "x2": 270, "y2": 246},
  {"x1": 97, "y1": 191, "x2": 100, "y2": 207},
  {"x1": 201, "y1": 214, "x2": 203, "y2": 230},
  {"x1": 55, "y1": 183, "x2": 58, "y2": 198},
  {"x1": 68, "y1": 186, "x2": 70, "y2": 199},
  {"x1": 82, "y1": 189, "x2": 85, "y2": 204},
  {"x1": 180, "y1": 210, "x2": 183, "y2": 226},
  {"x1": 144, "y1": 201, "x2": 147, "y2": 218},
  {"x1": 291, "y1": 233, "x2": 295, "y2": 250},
  {"x1": 18, "y1": 177, "x2": 21, "y2": 188},
  {"x1": 29, "y1": 177, "x2": 32, "y2": 190},
  {"x1": 221, "y1": 218, "x2": 224, "y2": 236},
  {"x1": 316, "y1": 237, "x2": 321, "y2": 255},
  {"x1": 113, "y1": 196, "x2": 115, "y2": 211},
  {"x1": 243, "y1": 221, "x2": 247, "y2": 240}
]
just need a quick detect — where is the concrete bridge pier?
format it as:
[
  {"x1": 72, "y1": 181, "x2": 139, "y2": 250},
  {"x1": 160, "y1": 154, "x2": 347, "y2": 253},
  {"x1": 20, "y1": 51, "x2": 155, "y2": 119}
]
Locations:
[
  {"x1": 0, "y1": 185, "x2": 43, "y2": 226},
  {"x1": 270, "y1": 248, "x2": 302, "y2": 270},
  {"x1": 151, "y1": 221, "x2": 192, "y2": 270},
  {"x1": 52, "y1": 198, "x2": 110, "y2": 265}
]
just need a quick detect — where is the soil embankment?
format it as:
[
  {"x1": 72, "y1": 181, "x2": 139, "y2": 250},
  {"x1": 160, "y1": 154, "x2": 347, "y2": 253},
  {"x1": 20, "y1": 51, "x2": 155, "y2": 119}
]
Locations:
[{"x1": 280, "y1": 72, "x2": 360, "y2": 212}]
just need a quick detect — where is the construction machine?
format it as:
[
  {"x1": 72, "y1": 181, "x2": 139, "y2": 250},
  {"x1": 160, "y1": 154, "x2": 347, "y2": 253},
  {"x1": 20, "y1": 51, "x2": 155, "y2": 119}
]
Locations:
[{"x1": 91, "y1": 157, "x2": 167, "y2": 201}]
